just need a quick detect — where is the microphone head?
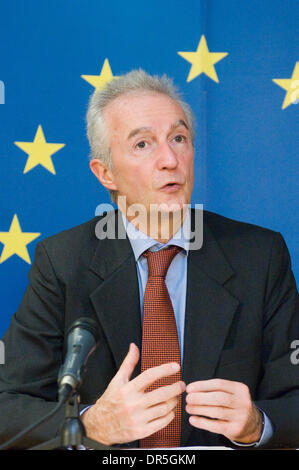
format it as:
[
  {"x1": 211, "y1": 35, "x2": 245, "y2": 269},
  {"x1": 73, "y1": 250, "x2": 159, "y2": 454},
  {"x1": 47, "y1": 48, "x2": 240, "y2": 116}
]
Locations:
[
  {"x1": 67, "y1": 317, "x2": 100, "y2": 343},
  {"x1": 58, "y1": 317, "x2": 100, "y2": 399}
]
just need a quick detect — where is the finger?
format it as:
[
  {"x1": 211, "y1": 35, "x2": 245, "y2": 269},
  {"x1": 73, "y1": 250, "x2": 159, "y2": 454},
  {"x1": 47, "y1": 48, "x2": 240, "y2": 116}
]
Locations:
[
  {"x1": 141, "y1": 409, "x2": 176, "y2": 440},
  {"x1": 144, "y1": 380, "x2": 186, "y2": 407},
  {"x1": 186, "y1": 391, "x2": 233, "y2": 408},
  {"x1": 186, "y1": 404, "x2": 232, "y2": 421},
  {"x1": 189, "y1": 415, "x2": 228, "y2": 435},
  {"x1": 145, "y1": 396, "x2": 178, "y2": 422},
  {"x1": 186, "y1": 378, "x2": 238, "y2": 394},
  {"x1": 112, "y1": 343, "x2": 140, "y2": 384},
  {"x1": 130, "y1": 362, "x2": 181, "y2": 392}
]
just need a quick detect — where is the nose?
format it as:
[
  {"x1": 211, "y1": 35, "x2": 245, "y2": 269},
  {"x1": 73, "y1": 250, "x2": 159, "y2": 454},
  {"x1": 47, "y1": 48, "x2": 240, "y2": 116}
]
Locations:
[{"x1": 156, "y1": 141, "x2": 179, "y2": 170}]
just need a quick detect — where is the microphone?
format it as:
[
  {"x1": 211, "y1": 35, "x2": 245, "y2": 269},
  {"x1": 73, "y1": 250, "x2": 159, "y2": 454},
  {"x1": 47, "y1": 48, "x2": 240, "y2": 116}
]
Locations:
[
  {"x1": 0, "y1": 317, "x2": 101, "y2": 450},
  {"x1": 58, "y1": 317, "x2": 100, "y2": 402}
]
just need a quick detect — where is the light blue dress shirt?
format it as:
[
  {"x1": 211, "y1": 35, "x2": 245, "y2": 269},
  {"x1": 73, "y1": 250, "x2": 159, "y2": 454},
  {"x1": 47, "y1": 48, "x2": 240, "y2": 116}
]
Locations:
[{"x1": 121, "y1": 211, "x2": 190, "y2": 361}]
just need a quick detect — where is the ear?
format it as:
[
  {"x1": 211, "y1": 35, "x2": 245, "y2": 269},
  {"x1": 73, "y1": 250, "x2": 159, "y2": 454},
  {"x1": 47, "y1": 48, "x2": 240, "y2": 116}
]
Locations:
[{"x1": 89, "y1": 159, "x2": 118, "y2": 191}]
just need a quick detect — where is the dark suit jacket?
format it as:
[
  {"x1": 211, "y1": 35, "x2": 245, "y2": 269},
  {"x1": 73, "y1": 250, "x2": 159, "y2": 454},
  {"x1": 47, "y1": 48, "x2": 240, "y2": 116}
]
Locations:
[{"x1": 0, "y1": 209, "x2": 298, "y2": 449}]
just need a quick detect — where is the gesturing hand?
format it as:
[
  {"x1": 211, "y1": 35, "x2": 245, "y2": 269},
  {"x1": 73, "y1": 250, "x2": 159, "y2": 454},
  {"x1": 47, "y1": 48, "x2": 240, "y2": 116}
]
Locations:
[
  {"x1": 81, "y1": 343, "x2": 186, "y2": 446},
  {"x1": 186, "y1": 378, "x2": 263, "y2": 444}
]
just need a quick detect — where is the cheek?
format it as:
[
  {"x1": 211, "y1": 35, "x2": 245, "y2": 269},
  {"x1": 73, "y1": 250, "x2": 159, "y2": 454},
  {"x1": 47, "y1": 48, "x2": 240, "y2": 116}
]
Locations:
[
  {"x1": 185, "y1": 153, "x2": 194, "y2": 176},
  {"x1": 177, "y1": 152, "x2": 193, "y2": 181},
  {"x1": 128, "y1": 168, "x2": 148, "y2": 188},
  {"x1": 117, "y1": 164, "x2": 153, "y2": 198},
  {"x1": 130, "y1": 162, "x2": 153, "y2": 185}
]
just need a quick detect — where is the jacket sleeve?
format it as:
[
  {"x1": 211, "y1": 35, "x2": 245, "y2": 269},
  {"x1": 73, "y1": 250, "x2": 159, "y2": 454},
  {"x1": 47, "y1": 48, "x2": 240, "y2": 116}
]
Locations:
[
  {"x1": 0, "y1": 241, "x2": 81, "y2": 449},
  {"x1": 255, "y1": 232, "x2": 299, "y2": 448}
]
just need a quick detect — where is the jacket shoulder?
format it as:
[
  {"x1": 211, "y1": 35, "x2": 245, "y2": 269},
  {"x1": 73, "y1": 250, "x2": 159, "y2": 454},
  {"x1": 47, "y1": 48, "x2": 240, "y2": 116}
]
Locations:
[
  {"x1": 35, "y1": 216, "x2": 102, "y2": 269},
  {"x1": 41, "y1": 216, "x2": 100, "y2": 246},
  {"x1": 202, "y1": 209, "x2": 278, "y2": 240},
  {"x1": 200, "y1": 209, "x2": 288, "y2": 262}
]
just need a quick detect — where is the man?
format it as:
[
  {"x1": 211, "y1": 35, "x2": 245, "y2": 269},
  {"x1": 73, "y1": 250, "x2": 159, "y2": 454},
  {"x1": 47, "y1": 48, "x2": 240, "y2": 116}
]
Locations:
[{"x1": 0, "y1": 70, "x2": 298, "y2": 449}]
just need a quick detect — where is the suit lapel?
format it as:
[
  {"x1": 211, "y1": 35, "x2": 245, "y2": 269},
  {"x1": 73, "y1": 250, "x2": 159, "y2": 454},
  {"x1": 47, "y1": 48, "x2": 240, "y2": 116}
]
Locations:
[
  {"x1": 181, "y1": 213, "x2": 240, "y2": 446},
  {"x1": 88, "y1": 211, "x2": 142, "y2": 378}
]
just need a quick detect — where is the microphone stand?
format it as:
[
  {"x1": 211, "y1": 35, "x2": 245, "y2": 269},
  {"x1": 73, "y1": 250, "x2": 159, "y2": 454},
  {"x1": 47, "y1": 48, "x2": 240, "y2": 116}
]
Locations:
[{"x1": 30, "y1": 392, "x2": 110, "y2": 450}]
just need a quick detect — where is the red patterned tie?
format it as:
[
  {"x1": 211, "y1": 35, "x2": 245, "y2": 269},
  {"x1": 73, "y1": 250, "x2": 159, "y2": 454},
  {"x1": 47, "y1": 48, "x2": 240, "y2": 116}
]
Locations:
[{"x1": 139, "y1": 245, "x2": 182, "y2": 448}]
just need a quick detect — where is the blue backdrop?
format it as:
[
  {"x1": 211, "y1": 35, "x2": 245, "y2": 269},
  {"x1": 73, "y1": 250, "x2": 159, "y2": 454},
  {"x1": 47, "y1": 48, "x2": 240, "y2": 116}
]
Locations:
[{"x1": 0, "y1": 0, "x2": 298, "y2": 336}]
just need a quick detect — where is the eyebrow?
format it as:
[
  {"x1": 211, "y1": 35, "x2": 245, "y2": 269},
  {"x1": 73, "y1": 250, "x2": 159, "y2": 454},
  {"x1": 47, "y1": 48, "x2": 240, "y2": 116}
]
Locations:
[
  {"x1": 127, "y1": 119, "x2": 189, "y2": 140},
  {"x1": 170, "y1": 119, "x2": 189, "y2": 133}
]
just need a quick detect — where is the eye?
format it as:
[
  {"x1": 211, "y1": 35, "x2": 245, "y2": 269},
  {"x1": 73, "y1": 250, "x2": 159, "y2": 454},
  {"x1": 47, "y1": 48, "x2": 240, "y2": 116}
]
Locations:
[
  {"x1": 135, "y1": 140, "x2": 148, "y2": 150},
  {"x1": 173, "y1": 134, "x2": 187, "y2": 143}
]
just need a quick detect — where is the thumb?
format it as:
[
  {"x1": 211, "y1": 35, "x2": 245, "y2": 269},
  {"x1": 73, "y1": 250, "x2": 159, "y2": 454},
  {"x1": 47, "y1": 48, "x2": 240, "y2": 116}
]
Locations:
[{"x1": 113, "y1": 343, "x2": 140, "y2": 384}]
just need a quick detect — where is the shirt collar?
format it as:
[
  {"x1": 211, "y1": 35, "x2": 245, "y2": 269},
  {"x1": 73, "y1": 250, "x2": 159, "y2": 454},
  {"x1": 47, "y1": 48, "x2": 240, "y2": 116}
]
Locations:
[{"x1": 121, "y1": 210, "x2": 191, "y2": 261}]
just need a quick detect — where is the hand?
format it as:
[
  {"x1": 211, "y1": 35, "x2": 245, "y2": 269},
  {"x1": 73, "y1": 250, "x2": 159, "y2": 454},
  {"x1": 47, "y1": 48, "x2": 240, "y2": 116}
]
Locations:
[
  {"x1": 81, "y1": 343, "x2": 186, "y2": 446},
  {"x1": 185, "y1": 378, "x2": 263, "y2": 444}
]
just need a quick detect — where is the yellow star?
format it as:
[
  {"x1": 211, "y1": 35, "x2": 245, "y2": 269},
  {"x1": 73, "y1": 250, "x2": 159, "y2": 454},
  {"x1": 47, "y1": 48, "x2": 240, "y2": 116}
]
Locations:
[
  {"x1": 14, "y1": 125, "x2": 65, "y2": 174},
  {"x1": 0, "y1": 214, "x2": 40, "y2": 264},
  {"x1": 81, "y1": 58, "x2": 117, "y2": 91},
  {"x1": 272, "y1": 62, "x2": 299, "y2": 109},
  {"x1": 178, "y1": 35, "x2": 228, "y2": 83}
]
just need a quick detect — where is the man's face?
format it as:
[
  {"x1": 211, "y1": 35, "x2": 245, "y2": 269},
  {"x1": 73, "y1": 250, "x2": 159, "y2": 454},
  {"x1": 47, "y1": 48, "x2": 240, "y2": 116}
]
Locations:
[{"x1": 103, "y1": 91, "x2": 194, "y2": 214}]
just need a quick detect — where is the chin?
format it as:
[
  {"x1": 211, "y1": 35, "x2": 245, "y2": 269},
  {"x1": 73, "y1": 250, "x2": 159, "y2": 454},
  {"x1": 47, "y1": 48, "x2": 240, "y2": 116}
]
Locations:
[{"x1": 154, "y1": 197, "x2": 188, "y2": 213}]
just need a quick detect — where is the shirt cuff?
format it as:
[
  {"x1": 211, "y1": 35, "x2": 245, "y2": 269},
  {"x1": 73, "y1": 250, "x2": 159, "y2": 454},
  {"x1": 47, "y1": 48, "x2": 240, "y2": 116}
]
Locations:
[
  {"x1": 80, "y1": 405, "x2": 92, "y2": 416},
  {"x1": 73, "y1": 406, "x2": 93, "y2": 450},
  {"x1": 230, "y1": 409, "x2": 274, "y2": 447}
]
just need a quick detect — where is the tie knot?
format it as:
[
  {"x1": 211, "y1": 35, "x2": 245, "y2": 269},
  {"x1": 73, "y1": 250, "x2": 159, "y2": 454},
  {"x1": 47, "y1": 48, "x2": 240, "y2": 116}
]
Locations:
[{"x1": 143, "y1": 245, "x2": 181, "y2": 278}]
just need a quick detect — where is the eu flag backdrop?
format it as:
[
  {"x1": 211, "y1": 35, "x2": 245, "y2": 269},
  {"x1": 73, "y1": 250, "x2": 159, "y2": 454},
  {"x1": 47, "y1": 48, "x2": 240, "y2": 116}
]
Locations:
[{"x1": 0, "y1": 0, "x2": 298, "y2": 336}]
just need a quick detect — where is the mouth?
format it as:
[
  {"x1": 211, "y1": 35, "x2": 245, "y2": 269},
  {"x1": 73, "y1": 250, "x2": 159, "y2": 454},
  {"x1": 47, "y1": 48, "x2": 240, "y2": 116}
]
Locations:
[
  {"x1": 160, "y1": 181, "x2": 181, "y2": 193},
  {"x1": 160, "y1": 182, "x2": 182, "y2": 192}
]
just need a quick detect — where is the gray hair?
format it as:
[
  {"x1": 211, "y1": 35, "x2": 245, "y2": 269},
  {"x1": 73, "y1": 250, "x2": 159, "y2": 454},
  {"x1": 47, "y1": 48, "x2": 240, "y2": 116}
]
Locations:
[{"x1": 86, "y1": 69, "x2": 195, "y2": 203}]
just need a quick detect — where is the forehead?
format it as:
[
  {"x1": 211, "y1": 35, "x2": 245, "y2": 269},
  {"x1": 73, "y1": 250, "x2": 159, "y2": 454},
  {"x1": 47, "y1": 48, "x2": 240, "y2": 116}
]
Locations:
[{"x1": 103, "y1": 91, "x2": 188, "y2": 137}]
